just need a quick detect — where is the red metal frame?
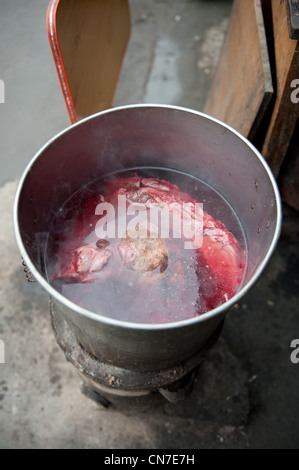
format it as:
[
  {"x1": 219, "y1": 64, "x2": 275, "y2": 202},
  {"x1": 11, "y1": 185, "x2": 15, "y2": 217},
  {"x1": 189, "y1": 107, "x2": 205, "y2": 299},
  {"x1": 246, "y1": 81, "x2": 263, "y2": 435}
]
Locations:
[{"x1": 46, "y1": 0, "x2": 78, "y2": 124}]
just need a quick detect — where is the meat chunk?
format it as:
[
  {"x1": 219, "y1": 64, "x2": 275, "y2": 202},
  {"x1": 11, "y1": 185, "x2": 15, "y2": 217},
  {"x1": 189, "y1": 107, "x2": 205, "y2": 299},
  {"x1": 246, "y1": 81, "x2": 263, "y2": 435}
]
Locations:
[
  {"x1": 52, "y1": 245, "x2": 112, "y2": 283},
  {"x1": 118, "y1": 229, "x2": 168, "y2": 274}
]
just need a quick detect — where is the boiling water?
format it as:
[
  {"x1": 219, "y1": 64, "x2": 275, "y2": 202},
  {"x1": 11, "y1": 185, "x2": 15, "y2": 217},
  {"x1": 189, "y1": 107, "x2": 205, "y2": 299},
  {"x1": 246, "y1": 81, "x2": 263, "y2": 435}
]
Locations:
[{"x1": 45, "y1": 168, "x2": 247, "y2": 324}]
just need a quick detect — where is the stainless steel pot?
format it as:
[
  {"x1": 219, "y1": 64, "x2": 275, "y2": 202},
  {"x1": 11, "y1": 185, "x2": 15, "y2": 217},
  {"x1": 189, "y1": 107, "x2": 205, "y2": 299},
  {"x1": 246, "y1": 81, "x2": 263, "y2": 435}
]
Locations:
[{"x1": 13, "y1": 105, "x2": 282, "y2": 371}]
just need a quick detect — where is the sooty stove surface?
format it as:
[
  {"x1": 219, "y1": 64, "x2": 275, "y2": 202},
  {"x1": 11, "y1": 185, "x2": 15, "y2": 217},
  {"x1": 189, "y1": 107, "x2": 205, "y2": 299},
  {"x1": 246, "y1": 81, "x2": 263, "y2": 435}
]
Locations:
[{"x1": 50, "y1": 301, "x2": 223, "y2": 406}]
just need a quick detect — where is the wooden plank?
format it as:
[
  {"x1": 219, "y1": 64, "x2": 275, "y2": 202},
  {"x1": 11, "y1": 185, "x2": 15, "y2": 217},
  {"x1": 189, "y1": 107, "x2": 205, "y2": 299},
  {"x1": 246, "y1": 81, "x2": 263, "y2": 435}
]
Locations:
[
  {"x1": 47, "y1": 0, "x2": 131, "y2": 122},
  {"x1": 204, "y1": 0, "x2": 273, "y2": 141},
  {"x1": 262, "y1": 0, "x2": 299, "y2": 177}
]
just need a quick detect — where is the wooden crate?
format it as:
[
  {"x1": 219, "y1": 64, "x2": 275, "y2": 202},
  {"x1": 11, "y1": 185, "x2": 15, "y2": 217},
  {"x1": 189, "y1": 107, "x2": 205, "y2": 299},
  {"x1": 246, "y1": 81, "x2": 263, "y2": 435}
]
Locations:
[
  {"x1": 204, "y1": 0, "x2": 273, "y2": 142},
  {"x1": 262, "y1": 0, "x2": 299, "y2": 177},
  {"x1": 204, "y1": 0, "x2": 299, "y2": 180}
]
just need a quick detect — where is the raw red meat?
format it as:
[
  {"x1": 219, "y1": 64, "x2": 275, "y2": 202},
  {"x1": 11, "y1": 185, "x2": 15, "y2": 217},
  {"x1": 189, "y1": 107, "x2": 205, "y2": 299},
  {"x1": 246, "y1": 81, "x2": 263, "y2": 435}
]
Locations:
[{"x1": 51, "y1": 175, "x2": 246, "y2": 320}]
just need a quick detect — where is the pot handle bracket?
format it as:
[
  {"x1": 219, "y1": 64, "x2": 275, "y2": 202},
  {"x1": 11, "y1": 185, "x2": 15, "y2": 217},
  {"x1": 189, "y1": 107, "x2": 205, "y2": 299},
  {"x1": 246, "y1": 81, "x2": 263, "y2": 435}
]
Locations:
[{"x1": 21, "y1": 259, "x2": 37, "y2": 283}]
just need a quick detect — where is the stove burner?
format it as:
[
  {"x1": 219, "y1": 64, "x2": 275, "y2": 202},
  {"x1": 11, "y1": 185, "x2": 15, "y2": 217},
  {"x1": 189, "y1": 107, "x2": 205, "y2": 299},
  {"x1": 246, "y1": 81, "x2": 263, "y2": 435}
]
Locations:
[{"x1": 50, "y1": 301, "x2": 224, "y2": 404}]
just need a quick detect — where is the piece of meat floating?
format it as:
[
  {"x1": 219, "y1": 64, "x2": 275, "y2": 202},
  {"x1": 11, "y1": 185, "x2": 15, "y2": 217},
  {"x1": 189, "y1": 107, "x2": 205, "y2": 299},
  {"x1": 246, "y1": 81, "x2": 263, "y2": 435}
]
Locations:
[
  {"x1": 52, "y1": 245, "x2": 112, "y2": 283},
  {"x1": 200, "y1": 220, "x2": 245, "y2": 297},
  {"x1": 118, "y1": 229, "x2": 168, "y2": 273},
  {"x1": 104, "y1": 175, "x2": 245, "y2": 297},
  {"x1": 51, "y1": 174, "x2": 245, "y2": 312}
]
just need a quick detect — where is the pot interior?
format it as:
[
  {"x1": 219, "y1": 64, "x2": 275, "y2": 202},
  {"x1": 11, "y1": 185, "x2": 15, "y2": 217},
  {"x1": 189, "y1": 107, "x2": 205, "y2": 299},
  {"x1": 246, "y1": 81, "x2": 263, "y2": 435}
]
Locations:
[{"x1": 16, "y1": 105, "x2": 280, "y2": 293}]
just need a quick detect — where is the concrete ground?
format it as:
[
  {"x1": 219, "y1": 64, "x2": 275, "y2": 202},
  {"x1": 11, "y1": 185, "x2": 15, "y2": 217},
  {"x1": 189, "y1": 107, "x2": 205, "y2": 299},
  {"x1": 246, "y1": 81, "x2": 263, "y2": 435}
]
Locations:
[{"x1": 0, "y1": 0, "x2": 299, "y2": 449}]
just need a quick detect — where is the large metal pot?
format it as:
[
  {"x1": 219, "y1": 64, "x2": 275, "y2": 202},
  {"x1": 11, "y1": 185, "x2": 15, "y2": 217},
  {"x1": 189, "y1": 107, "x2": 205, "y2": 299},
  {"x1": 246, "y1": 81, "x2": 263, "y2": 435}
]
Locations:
[{"x1": 13, "y1": 105, "x2": 282, "y2": 371}]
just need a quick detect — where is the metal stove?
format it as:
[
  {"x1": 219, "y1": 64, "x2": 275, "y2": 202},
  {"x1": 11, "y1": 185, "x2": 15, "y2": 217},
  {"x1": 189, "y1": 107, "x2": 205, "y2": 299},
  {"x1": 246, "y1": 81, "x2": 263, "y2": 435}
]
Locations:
[{"x1": 50, "y1": 300, "x2": 224, "y2": 405}]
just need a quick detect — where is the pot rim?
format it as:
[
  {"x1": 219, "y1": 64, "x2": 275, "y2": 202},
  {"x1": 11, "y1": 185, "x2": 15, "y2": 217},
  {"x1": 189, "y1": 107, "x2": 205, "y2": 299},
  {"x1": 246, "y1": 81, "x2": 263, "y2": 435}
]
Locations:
[{"x1": 13, "y1": 103, "x2": 282, "y2": 331}]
